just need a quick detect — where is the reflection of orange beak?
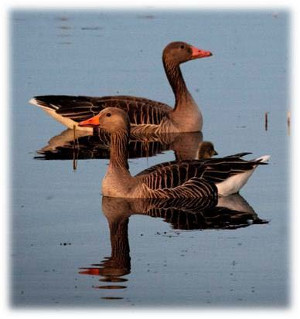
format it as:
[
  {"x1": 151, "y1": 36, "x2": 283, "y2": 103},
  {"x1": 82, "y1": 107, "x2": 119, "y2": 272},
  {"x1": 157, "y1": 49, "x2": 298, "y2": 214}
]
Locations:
[
  {"x1": 78, "y1": 115, "x2": 100, "y2": 127},
  {"x1": 191, "y1": 46, "x2": 213, "y2": 59},
  {"x1": 79, "y1": 268, "x2": 101, "y2": 275}
]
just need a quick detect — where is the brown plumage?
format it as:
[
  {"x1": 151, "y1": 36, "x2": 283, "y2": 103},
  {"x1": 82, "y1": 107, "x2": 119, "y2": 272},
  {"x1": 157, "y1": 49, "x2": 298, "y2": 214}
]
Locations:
[
  {"x1": 197, "y1": 141, "x2": 218, "y2": 159},
  {"x1": 79, "y1": 107, "x2": 270, "y2": 198},
  {"x1": 29, "y1": 41, "x2": 212, "y2": 133}
]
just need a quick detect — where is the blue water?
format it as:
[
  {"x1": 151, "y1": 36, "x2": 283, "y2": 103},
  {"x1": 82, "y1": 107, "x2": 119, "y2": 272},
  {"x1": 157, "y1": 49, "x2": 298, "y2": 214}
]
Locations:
[{"x1": 10, "y1": 10, "x2": 289, "y2": 307}]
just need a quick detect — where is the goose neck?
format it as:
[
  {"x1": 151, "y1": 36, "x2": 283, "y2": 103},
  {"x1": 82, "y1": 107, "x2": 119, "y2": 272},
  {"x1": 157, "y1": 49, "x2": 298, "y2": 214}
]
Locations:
[
  {"x1": 109, "y1": 130, "x2": 130, "y2": 172},
  {"x1": 163, "y1": 60, "x2": 192, "y2": 105}
]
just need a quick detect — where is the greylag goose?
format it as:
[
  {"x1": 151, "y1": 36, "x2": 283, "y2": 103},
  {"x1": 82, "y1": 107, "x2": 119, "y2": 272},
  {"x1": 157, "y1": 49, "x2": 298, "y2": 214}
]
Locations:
[
  {"x1": 79, "y1": 107, "x2": 270, "y2": 198},
  {"x1": 29, "y1": 41, "x2": 212, "y2": 133}
]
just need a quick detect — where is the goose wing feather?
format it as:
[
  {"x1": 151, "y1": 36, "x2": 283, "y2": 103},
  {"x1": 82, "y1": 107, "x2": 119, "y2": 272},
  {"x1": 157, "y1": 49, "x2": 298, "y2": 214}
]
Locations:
[
  {"x1": 136, "y1": 156, "x2": 267, "y2": 186},
  {"x1": 32, "y1": 95, "x2": 172, "y2": 124},
  {"x1": 140, "y1": 177, "x2": 218, "y2": 199},
  {"x1": 223, "y1": 152, "x2": 252, "y2": 158},
  {"x1": 130, "y1": 124, "x2": 162, "y2": 136}
]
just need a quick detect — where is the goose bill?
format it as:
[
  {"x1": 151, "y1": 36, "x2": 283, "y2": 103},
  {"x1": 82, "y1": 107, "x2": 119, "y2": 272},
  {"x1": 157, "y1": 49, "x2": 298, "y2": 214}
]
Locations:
[
  {"x1": 191, "y1": 46, "x2": 212, "y2": 59},
  {"x1": 78, "y1": 115, "x2": 100, "y2": 127}
]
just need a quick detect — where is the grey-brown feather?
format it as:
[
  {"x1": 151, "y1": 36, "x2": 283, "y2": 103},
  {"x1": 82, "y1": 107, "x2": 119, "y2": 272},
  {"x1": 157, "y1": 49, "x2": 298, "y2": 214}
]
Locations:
[
  {"x1": 140, "y1": 177, "x2": 218, "y2": 199},
  {"x1": 136, "y1": 154, "x2": 267, "y2": 186},
  {"x1": 33, "y1": 95, "x2": 172, "y2": 124}
]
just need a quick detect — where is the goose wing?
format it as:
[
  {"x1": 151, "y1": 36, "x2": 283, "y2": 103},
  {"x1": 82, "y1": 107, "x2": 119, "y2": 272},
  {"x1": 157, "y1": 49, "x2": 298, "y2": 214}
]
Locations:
[
  {"x1": 136, "y1": 161, "x2": 217, "y2": 198},
  {"x1": 141, "y1": 177, "x2": 218, "y2": 199},
  {"x1": 222, "y1": 152, "x2": 252, "y2": 158},
  {"x1": 30, "y1": 95, "x2": 172, "y2": 124},
  {"x1": 136, "y1": 155, "x2": 267, "y2": 185},
  {"x1": 136, "y1": 160, "x2": 206, "y2": 188}
]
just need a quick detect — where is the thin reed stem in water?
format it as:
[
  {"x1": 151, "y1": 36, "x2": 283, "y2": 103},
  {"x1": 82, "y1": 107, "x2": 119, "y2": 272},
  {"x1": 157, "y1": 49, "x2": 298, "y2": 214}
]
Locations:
[
  {"x1": 73, "y1": 125, "x2": 78, "y2": 170},
  {"x1": 264, "y1": 112, "x2": 269, "y2": 131}
]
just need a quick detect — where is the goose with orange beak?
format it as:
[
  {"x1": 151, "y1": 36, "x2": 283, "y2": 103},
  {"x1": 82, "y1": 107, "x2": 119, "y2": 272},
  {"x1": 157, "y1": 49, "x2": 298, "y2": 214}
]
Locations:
[
  {"x1": 30, "y1": 41, "x2": 212, "y2": 134},
  {"x1": 79, "y1": 107, "x2": 270, "y2": 199}
]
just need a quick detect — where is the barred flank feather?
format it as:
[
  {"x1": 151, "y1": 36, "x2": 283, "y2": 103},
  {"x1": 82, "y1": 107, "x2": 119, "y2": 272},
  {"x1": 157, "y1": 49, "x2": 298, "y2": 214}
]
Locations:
[
  {"x1": 88, "y1": 107, "x2": 269, "y2": 199},
  {"x1": 141, "y1": 177, "x2": 218, "y2": 199},
  {"x1": 137, "y1": 155, "x2": 267, "y2": 186}
]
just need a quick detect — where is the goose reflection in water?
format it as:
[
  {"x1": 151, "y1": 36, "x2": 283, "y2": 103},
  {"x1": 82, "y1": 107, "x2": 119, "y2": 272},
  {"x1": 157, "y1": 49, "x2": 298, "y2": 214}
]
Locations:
[
  {"x1": 34, "y1": 128, "x2": 205, "y2": 161},
  {"x1": 79, "y1": 195, "x2": 267, "y2": 299}
]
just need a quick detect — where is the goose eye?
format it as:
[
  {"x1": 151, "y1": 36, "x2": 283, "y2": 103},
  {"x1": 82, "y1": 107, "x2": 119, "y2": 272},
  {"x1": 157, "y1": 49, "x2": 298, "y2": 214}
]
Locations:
[
  {"x1": 180, "y1": 44, "x2": 184, "y2": 49},
  {"x1": 106, "y1": 112, "x2": 111, "y2": 117}
]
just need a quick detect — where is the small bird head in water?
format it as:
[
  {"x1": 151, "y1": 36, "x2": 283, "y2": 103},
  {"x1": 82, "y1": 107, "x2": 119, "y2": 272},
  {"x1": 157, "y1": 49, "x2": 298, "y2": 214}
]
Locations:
[{"x1": 197, "y1": 141, "x2": 218, "y2": 159}]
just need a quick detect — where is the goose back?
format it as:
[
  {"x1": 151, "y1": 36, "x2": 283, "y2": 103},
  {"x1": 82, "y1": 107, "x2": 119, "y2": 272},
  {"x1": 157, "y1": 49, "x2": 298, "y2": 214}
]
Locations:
[
  {"x1": 32, "y1": 95, "x2": 172, "y2": 125},
  {"x1": 136, "y1": 154, "x2": 267, "y2": 186},
  {"x1": 30, "y1": 42, "x2": 213, "y2": 133}
]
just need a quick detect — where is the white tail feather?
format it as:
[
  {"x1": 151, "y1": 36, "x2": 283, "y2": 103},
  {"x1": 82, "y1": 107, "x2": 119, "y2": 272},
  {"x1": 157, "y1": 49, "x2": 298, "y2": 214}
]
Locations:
[
  {"x1": 29, "y1": 98, "x2": 92, "y2": 132},
  {"x1": 28, "y1": 97, "x2": 39, "y2": 107},
  {"x1": 217, "y1": 154, "x2": 270, "y2": 196},
  {"x1": 256, "y1": 155, "x2": 271, "y2": 163}
]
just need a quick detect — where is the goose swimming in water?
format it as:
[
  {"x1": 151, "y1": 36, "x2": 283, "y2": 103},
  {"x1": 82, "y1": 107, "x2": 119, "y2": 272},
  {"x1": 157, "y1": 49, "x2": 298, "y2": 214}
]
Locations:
[
  {"x1": 29, "y1": 41, "x2": 212, "y2": 133},
  {"x1": 79, "y1": 107, "x2": 270, "y2": 198},
  {"x1": 197, "y1": 141, "x2": 218, "y2": 159}
]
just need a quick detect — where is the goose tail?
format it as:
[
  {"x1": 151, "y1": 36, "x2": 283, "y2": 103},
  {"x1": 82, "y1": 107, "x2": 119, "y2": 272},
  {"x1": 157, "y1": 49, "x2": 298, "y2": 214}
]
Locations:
[
  {"x1": 255, "y1": 155, "x2": 271, "y2": 163},
  {"x1": 216, "y1": 154, "x2": 271, "y2": 196},
  {"x1": 29, "y1": 97, "x2": 40, "y2": 106},
  {"x1": 29, "y1": 96, "x2": 59, "y2": 111}
]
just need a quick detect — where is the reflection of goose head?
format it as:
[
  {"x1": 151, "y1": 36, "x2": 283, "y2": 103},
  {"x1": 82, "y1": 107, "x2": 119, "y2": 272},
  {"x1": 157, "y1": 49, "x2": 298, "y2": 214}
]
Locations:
[
  {"x1": 79, "y1": 197, "x2": 132, "y2": 285},
  {"x1": 79, "y1": 194, "x2": 267, "y2": 295},
  {"x1": 197, "y1": 141, "x2": 218, "y2": 159}
]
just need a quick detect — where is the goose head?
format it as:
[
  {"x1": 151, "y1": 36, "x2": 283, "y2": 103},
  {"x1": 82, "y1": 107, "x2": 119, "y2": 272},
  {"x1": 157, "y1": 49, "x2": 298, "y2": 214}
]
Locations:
[
  {"x1": 163, "y1": 41, "x2": 212, "y2": 65},
  {"x1": 78, "y1": 107, "x2": 130, "y2": 134},
  {"x1": 197, "y1": 141, "x2": 218, "y2": 159}
]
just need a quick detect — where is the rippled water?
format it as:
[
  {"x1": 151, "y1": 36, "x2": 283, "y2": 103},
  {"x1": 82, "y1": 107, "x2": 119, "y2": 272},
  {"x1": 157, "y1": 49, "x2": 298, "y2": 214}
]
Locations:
[{"x1": 11, "y1": 10, "x2": 289, "y2": 307}]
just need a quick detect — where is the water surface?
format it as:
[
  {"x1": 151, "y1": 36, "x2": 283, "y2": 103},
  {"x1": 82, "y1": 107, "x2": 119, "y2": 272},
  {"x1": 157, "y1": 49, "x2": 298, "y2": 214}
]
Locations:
[{"x1": 11, "y1": 10, "x2": 289, "y2": 307}]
